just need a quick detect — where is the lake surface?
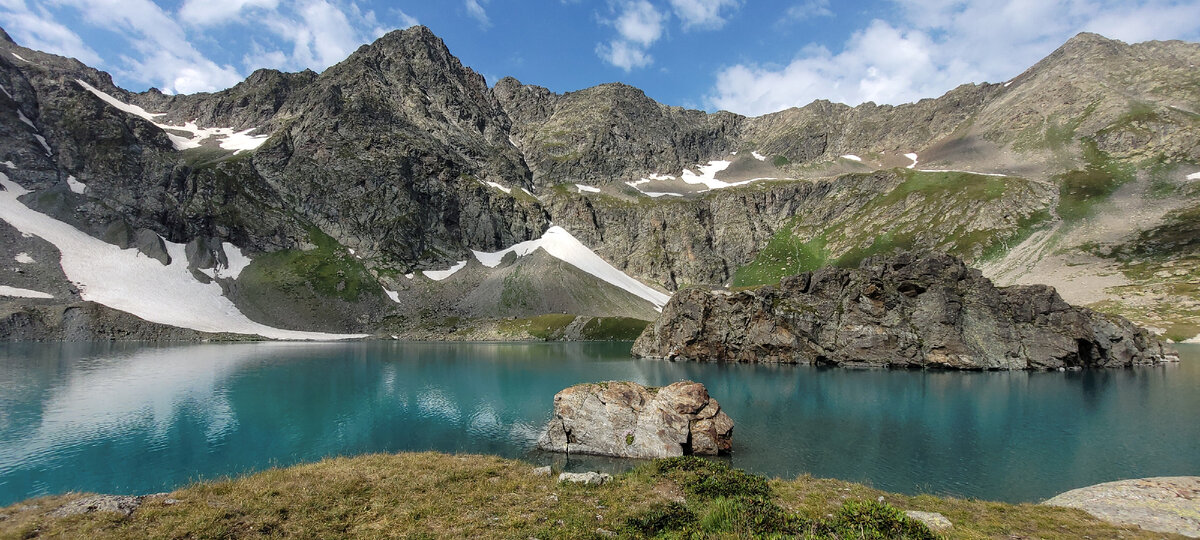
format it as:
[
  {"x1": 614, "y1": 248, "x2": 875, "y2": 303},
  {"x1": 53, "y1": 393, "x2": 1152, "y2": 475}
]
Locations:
[{"x1": 1, "y1": 341, "x2": 1197, "y2": 507}]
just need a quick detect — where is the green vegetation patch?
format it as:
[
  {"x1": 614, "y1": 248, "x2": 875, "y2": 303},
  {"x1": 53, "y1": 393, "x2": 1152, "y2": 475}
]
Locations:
[
  {"x1": 238, "y1": 227, "x2": 382, "y2": 303},
  {"x1": 497, "y1": 314, "x2": 576, "y2": 340},
  {"x1": 580, "y1": 316, "x2": 650, "y2": 340},
  {"x1": 730, "y1": 223, "x2": 830, "y2": 288},
  {"x1": 877, "y1": 169, "x2": 1009, "y2": 207},
  {"x1": 1055, "y1": 139, "x2": 1135, "y2": 223}
]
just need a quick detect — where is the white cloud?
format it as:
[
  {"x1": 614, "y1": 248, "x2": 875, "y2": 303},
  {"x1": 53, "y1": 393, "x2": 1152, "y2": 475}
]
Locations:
[
  {"x1": 785, "y1": 0, "x2": 832, "y2": 21},
  {"x1": 0, "y1": 0, "x2": 102, "y2": 65},
  {"x1": 393, "y1": 8, "x2": 419, "y2": 29},
  {"x1": 597, "y1": 0, "x2": 664, "y2": 70},
  {"x1": 53, "y1": 0, "x2": 244, "y2": 94},
  {"x1": 707, "y1": 0, "x2": 1200, "y2": 116},
  {"x1": 465, "y1": 0, "x2": 490, "y2": 29},
  {"x1": 597, "y1": 39, "x2": 654, "y2": 71},
  {"x1": 668, "y1": 0, "x2": 739, "y2": 30},
  {"x1": 614, "y1": 0, "x2": 665, "y2": 46},
  {"x1": 178, "y1": 0, "x2": 279, "y2": 26}
]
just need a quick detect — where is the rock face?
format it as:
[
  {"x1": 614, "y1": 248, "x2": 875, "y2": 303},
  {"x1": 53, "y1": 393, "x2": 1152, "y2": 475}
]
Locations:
[
  {"x1": 537, "y1": 381, "x2": 733, "y2": 459},
  {"x1": 632, "y1": 252, "x2": 1177, "y2": 369}
]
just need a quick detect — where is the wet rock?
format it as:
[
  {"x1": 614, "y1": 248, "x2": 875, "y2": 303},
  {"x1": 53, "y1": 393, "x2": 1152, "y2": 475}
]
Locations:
[
  {"x1": 633, "y1": 252, "x2": 1178, "y2": 370},
  {"x1": 537, "y1": 380, "x2": 733, "y2": 458}
]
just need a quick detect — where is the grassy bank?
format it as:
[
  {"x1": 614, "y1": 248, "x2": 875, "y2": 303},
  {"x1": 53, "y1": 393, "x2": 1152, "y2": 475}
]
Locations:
[{"x1": 0, "y1": 452, "x2": 1168, "y2": 539}]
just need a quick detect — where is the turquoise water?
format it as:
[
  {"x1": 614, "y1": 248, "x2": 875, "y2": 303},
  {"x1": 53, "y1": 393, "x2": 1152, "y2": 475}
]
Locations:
[{"x1": 1, "y1": 341, "x2": 1197, "y2": 506}]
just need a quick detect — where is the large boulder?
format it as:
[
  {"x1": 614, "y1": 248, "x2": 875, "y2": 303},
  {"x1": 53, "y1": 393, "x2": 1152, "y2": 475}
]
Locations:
[
  {"x1": 537, "y1": 381, "x2": 733, "y2": 458},
  {"x1": 632, "y1": 252, "x2": 1178, "y2": 370}
]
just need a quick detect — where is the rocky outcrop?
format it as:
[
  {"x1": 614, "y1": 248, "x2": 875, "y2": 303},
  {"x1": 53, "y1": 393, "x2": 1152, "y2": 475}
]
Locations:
[
  {"x1": 632, "y1": 252, "x2": 1177, "y2": 369},
  {"x1": 1043, "y1": 477, "x2": 1200, "y2": 537},
  {"x1": 537, "y1": 381, "x2": 733, "y2": 459}
]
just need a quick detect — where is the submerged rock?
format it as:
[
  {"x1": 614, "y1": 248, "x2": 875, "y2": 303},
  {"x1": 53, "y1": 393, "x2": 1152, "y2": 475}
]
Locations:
[
  {"x1": 537, "y1": 381, "x2": 733, "y2": 459},
  {"x1": 633, "y1": 252, "x2": 1177, "y2": 369}
]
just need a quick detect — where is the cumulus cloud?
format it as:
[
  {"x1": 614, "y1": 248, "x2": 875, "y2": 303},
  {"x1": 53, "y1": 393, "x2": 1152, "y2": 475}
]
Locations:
[
  {"x1": 668, "y1": 0, "x2": 739, "y2": 30},
  {"x1": 53, "y1": 0, "x2": 244, "y2": 94},
  {"x1": 0, "y1": 0, "x2": 102, "y2": 65},
  {"x1": 596, "y1": 0, "x2": 665, "y2": 70},
  {"x1": 784, "y1": 0, "x2": 832, "y2": 21},
  {"x1": 707, "y1": 0, "x2": 1200, "y2": 116},
  {"x1": 465, "y1": 0, "x2": 490, "y2": 29},
  {"x1": 179, "y1": 0, "x2": 280, "y2": 26}
]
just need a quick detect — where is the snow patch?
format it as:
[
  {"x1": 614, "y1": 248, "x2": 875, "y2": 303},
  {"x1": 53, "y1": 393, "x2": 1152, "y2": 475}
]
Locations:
[
  {"x1": 66, "y1": 175, "x2": 86, "y2": 194},
  {"x1": 1, "y1": 161, "x2": 14, "y2": 169},
  {"x1": 16, "y1": 110, "x2": 34, "y2": 129},
  {"x1": 904, "y1": 153, "x2": 919, "y2": 168},
  {"x1": 642, "y1": 192, "x2": 684, "y2": 197},
  {"x1": 217, "y1": 243, "x2": 252, "y2": 280},
  {"x1": 520, "y1": 187, "x2": 534, "y2": 196},
  {"x1": 471, "y1": 226, "x2": 670, "y2": 309},
  {"x1": 917, "y1": 169, "x2": 1008, "y2": 177},
  {"x1": 384, "y1": 289, "x2": 401, "y2": 303},
  {"x1": 1003, "y1": 80, "x2": 1013, "y2": 87},
  {"x1": 15, "y1": 252, "x2": 34, "y2": 264},
  {"x1": 841, "y1": 154, "x2": 862, "y2": 162},
  {"x1": 11, "y1": 53, "x2": 29, "y2": 63},
  {"x1": 0, "y1": 174, "x2": 360, "y2": 340},
  {"x1": 1186, "y1": 172, "x2": 1200, "y2": 181},
  {"x1": 485, "y1": 181, "x2": 511, "y2": 194},
  {"x1": 575, "y1": 184, "x2": 600, "y2": 193},
  {"x1": 680, "y1": 160, "x2": 734, "y2": 189},
  {"x1": 33, "y1": 135, "x2": 51, "y2": 155},
  {"x1": 0, "y1": 83, "x2": 11, "y2": 99},
  {"x1": 75, "y1": 80, "x2": 268, "y2": 154},
  {"x1": 404, "y1": 273, "x2": 414, "y2": 279},
  {"x1": 0, "y1": 285, "x2": 52, "y2": 299},
  {"x1": 751, "y1": 151, "x2": 767, "y2": 161},
  {"x1": 423, "y1": 260, "x2": 467, "y2": 281}
]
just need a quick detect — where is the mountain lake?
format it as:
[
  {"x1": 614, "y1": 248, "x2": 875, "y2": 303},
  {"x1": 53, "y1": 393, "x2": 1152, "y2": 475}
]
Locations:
[{"x1": 1, "y1": 341, "x2": 1196, "y2": 507}]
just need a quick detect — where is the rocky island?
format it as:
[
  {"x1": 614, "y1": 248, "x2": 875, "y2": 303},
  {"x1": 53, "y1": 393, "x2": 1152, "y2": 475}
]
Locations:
[
  {"x1": 633, "y1": 252, "x2": 1177, "y2": 369},
  {"x1": 537, "y1": 381, "x2": 733, "y2": 458}
]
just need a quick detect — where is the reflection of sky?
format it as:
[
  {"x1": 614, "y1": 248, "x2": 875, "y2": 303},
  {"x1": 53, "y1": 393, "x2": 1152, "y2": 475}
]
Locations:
[{"x1": 0, "y1": 342, "x2": 1197, "y2": 506}]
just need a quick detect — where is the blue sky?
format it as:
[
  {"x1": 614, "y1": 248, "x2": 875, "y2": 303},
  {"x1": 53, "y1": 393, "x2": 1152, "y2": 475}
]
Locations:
[{"x1": 3, "y1": 0, "x2": 1199, "y2": 116}]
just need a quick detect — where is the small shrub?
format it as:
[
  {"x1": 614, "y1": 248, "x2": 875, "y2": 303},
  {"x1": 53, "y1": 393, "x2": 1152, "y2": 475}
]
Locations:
[
  {"x1": 820, "y1": 499, "x2": 938, "y2": 540},
  {"x1": 623, "y1": 502, "x2": 695, "y2": 535}
]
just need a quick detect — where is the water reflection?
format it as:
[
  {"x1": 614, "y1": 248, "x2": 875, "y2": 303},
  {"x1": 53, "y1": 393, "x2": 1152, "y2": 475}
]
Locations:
[{"x1": 0, "y1": 342, "x2": 1196, "y2": 506}]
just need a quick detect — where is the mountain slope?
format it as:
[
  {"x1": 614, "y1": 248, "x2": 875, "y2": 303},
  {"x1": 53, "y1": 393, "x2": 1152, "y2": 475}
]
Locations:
[{"x1": 0, "y1": 25, "x2": 1197, "y2": 341}]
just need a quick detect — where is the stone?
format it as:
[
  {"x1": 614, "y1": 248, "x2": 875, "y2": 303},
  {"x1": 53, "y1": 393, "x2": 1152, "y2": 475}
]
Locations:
[
  {"x1": 558, "y1": 472, "x2": 611, "y2": 485},
  {"x1": 49, "y1": 495, "x2": 144, "y2": 518},
  {"x1": 537, "y1": 380, "x2": 733, "y2": 458},
  {"x1": 1043, "y1": 476, "x2": 1200, "y2": 537},
  {"x1": 904, "y1": 510, "x2": 953, "y2": 532},
  {"x1": 633, "y1": 252, "x2": 1178, "y2": 370},
  {"x1": 133, "y1": 229, "x2": 170, "y2": 266},
  {"x1": 531, "y1": 466, "x2": 552, "y2": 476}
]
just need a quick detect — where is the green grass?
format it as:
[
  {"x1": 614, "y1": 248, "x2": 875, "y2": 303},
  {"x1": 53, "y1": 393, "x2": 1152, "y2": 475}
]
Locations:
[
  {"x1": 238, "y1": 227, "x2": 382, "y2": 303},
  {"x1": 875, "y1": 170, "x2": 1009, "y2": 208},
  {"x1": 1055, "y1": 139, "x2": 1135, "y2": 223},
  {"x1": 1, "y1": 453, "x2": 1161, "y2": 539},
  {"x1": 580, "y1": 317, "x2": 650, "y2": 340},
  {"x1": 772, "y1": 155, "x2": 791, "y2": 167},
  {"x1": 730, "y1": 223, "x2": 829, "y2": 288},
  {"x1": 496, "y1": 314, "x2": 577, "y2": 340}
]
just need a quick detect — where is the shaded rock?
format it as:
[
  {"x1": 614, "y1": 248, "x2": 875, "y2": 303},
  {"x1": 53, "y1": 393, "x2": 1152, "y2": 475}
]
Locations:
[
  {"x1": 633, "y1": 252, "x2": 1178, "y2": 369},
  {"x1": 49, "y1": 495, "x2": 144, "y2": 518},
  {"x1": 558, "y1": 472, "x2": 611, "y2": 485},
  {"x1": 133, "y1": 229, "x2": 170, "y2": 265},
  {"x1": 537, "y1": 381, "x2": 733, "y2": 458},
  {"x1": 904, "y1": 510, "x2": 953, "y2": 532},
  {"x1": 1044, "y1": 476, "x2": 1200, "y2": 537}
]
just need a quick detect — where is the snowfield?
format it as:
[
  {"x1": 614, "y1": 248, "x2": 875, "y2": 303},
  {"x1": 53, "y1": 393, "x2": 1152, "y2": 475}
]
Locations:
[
  {"x1": 0, "y1": 285, "x2": 52, "y2": 299},
  {"x1": 471, "y1": 226, "x2": 671, "y2": 309},
  {"x1": 66, "y1": 175, "x2": 86, "y2": 194},
  {"x1": 75, "y1": 80, "x2": 269, "y2": 154},
  {"x1": 0, "y1": 174, "x2": 362, "y2": 340},
  {"x1": 841, "y1": 154, "x2": 862, "y2": 162},
  {"x1": 423, "y1": 260, "x2": 467, "y2": 281},
  {"x1": 1187, "y1": 172, "x2": 1200, "y2": 181}
]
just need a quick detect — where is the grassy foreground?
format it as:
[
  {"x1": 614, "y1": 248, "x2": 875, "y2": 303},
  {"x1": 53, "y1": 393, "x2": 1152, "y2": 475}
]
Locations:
[{"x1": 0, "y1": 452, "x2": 1171, "y2": 539}]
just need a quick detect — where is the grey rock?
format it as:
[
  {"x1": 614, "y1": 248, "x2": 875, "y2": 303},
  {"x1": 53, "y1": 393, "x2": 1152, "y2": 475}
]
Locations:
[
  {"x1": 633, "y1": 252, "x2": 1178, "y2": 369},
  {"x1": 904, "y1": 510, "x2": 953, "y2": 532},
  {"x1": 49, "y1": 495, "x2": 144, "y2": 518},
  {"x1": 531, "y1": 466, "x2": 552, "y2": 476},
  {"x1": 557, "y1": 472, "x2": 611, "y2": 486},
  {"x1": 134, "y1": 229, "x2": 170, "y2": 265},
  {"x1": 1044, "y1": 476, "x2": 1200, "y2": 537},
  {"x1": 538, "y1": 380, "x2": 733, "y2": 458}
]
